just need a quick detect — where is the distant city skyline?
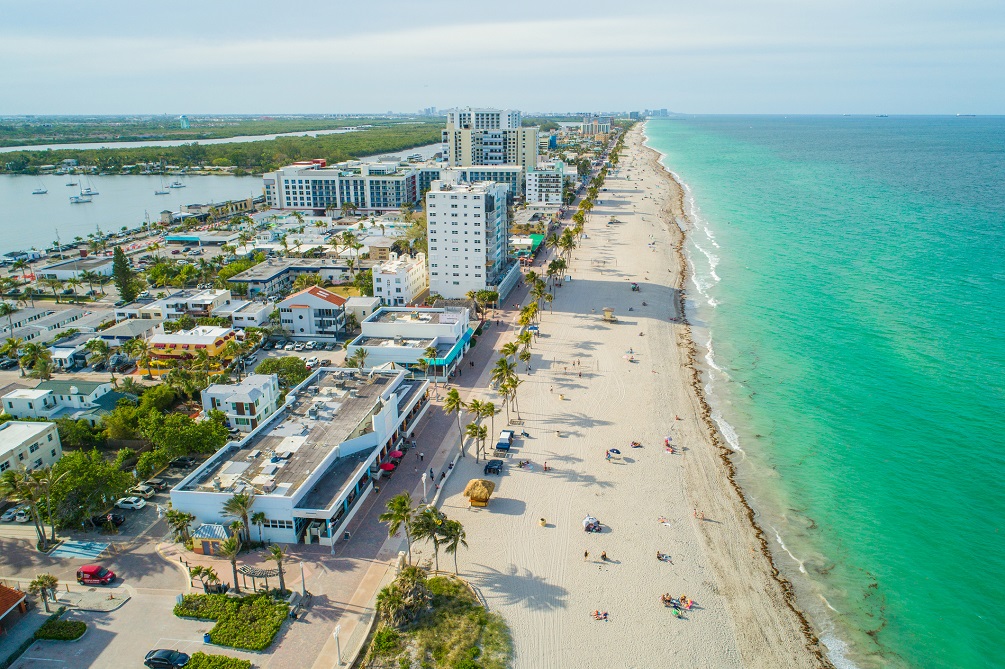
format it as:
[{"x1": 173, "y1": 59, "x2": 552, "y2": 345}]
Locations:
[{"x1": 2, "y1": 0, "x2": 1002, "y2": 115}]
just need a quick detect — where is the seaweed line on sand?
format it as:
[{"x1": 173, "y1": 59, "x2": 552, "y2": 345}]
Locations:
[{"x1": 640, "y1": 138, "x2": 834, "y2": 668}]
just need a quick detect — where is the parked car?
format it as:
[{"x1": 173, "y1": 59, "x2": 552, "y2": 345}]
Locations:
[
  {"x1": 171, "y1": 249, "x2": 181, "y2": 255},
  {"x1": 305, "y1": 356, "x2": 320, "y2": 369},
  {"x1": 90, "y1": 512, "x2": 125, "y2": 527},
  {"x1": 114, "y1": 496, "x2": 146, "y2": 510},
  {"x1": 484, "y1": 459, "x2": 504, "y2": 475},
  {"x1": 294, "y1": 342, "x2": 306, "y2": 351},
  {"x1": 76, "y1": 564, "x2": 116, "y2": 585},
  {"x1": 144, "y1": 478, "x2": 166, "y2": 490},
  {"x1": 169, "y1": 457, "x2": 197, "y2": 469},
  {"x1": 284, "y1": 343, "x2": 295, "y2": 351},
  {"x1": 262, "y1": 341, "x2": 273, "y2": 351},
  {"x1": 325, "y1": 341, "x2": 338, "y2": 351},
  {"x1": 0, "y1": 358, "x2": 18, "y2": 370},
  {"x1": 14, "y1": 508, "x2": 31, "y2": 523},
  {"x1": 304, "y1": 341, "x2": 316, "y2": 350},
  {"x1": 319, "y1": 359, "x2": 332, "y2": 367},
  {"x1": 127, "y1": 484, "x2": 156, "y2": 499},
  {"x1": 1, "y1": 506, "x2": 25, "y2": 522},
  {"x1": 144, "y1": 649, "x2": 190, "y2": 668}
]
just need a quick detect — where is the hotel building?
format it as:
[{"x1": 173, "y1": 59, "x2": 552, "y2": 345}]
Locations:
[
  {"x1": 372, "y1": 253, "x2": 428, "y2": 306},
  {"x1": 526, "y1": 161, "x2": 566, "y2": 206}
]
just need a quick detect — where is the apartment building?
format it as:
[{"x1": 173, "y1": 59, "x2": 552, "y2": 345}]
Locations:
[
  {"x1": 277, "y1": 286, "x2": 347, "y2": 339},
  {"x1": 115, "y1": 289, "x2": 233, "y2": 322},
  {"x1": 445, "y1": 108, "x2": 522, "y2": 130},
  {"x1": 372, "y1": 253, "x2": 428, "y2": 306},
  {"x1": 213, "y1": 300, "x2": 275, "y2": 328},
  {"x1": 262, "y1": 161, "x2": 418, "y2": 212},
  {"x1": 1, "y1": 380, "x2": 131, "y2": 427},
  {"x1": 35, "y1": 255, "x2": 114, "y2": 281},
  {"x1": 442, "y1": 126, "x2": 539, "y2": 171},
  {"x1": 227, "y1": 259, "x2": 352, "y2": 298},
  {"x1": 581, "y1": 115, "x2": 613, "y2": 136},
  {"x1": 425, "y1": 178, "x2": 521, "y2": 299},
  {"x1": 0, "y1": 421, "x2": 62, "y2": 474},
  {"x1": 526, "y1": 160, "x2": 566, "y2": 205},
  {"x1": 202, "y1": 374, "x2": 281, "y2": 432}
]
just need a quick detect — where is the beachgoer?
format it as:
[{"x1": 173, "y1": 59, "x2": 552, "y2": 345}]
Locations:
[
  {"x1": 419, "y1": 452, "x2": 424, "y2": 461},
  {"x1": 544, "y1": 461, "x2": 549, "y2": 471},
  {"x1": 584, "y1": 550, "x2": 589, "y2": 561},
  {"x1": 601, "y1": 551, "x2": 608, "y2": 561}
]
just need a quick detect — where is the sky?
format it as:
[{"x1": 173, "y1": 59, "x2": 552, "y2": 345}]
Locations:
[{"x1": 2, "y1": 0, "x2": 1004, "y2": 115}]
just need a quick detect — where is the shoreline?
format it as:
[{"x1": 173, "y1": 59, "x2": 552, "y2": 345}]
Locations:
[
  {"x1": 420, "y1": 123, "x2": 830, "y2": 668},
  {"x1": 639, "y1": 126, "x2": 833, "y2": 666}
]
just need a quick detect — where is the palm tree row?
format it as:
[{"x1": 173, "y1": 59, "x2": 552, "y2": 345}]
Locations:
[
  {"x1": 379, "y1": 492, "x2": 468, "y2": 574},
  {"x1": 0, "y1": 465, "x2": 67, "y2": 551}
]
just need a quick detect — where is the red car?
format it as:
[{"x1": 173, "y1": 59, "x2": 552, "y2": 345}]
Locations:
[{"x1": 77, "y1": 564, "x2": 116, "y2": 585}]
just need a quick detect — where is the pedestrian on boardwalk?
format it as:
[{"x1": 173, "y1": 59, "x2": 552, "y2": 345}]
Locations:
[{"x1": 419, "y1": 452, "x2": 424, "y2": 461}]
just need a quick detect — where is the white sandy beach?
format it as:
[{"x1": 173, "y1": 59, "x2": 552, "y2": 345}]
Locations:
[{"x1": 414, "y1": 125, "x2": 828, "y2": 668}]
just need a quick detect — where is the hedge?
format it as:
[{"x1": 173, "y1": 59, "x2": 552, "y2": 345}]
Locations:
[
  {"x1": 174, "y1": 594, "x2": 287, "y2": 651},
  {"x1": 187, "y1": 652, "x2": 253, "y2": 669},
  {"x1": 34, "y1": 619, "x2": 86, "y2": 641}
]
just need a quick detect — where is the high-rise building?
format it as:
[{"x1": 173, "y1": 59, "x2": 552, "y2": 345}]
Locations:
[
  {"x1": 425, "y1": 178, "x2": 520, "y2": 299},
  {"x1": 442, "y1": 107, "x2": 538, "y2": 170},
  {"x1": 581, "y1": 115, "x2": 612, "y2": 135},
  {"x1": 526, "y1": 161, "x2": 565, "y2": 206}
]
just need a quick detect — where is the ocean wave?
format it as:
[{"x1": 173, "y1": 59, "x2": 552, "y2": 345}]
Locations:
[
  {"x1": 710, "y1": 408, "x2": 744, "y2": 455},
  {"x1": 770, "y1": 524, "x2": 808, "y2": 574},
  {"x1": 819, "y1": 632, "x2": 864, "y2": 669},
  {"x1": 694, "y1": 242, "x2": 721, "y2": 282},
  {"x1": 704, "y1": 225, "x2": 720, "y2": 248}
]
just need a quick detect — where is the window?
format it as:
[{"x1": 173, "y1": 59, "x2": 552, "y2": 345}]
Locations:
[
  {"x1": 33, "y1": 458, "x2": 42, "y2": 469},
  {"x1": 51, "y1": 449, "x2": 57, "y2": 458},
  {"x1": 29, "y1": 444, "x2": 39, "y2": 453},
  {"x1": 0, "y1": 461, "x2": 8, "y2": 472}
]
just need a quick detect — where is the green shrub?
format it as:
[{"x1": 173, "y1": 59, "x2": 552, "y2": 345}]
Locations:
[
  {"x1": 175, "y1": 594, "x2": 287, "y2": 651},
  {"x1": 187, "y1": 652, "x2": 252, "y2": 669},
  {"x1": 34, "y1": 619, "x2": 86, "y2": 641},
  {"x1": 372, "y1": 626, "x2": 402, "y2": 656}
]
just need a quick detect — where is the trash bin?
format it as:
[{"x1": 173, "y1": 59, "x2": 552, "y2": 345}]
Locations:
[{"x1": 203, "y1": 632, "x2": 211, "y2": 644}]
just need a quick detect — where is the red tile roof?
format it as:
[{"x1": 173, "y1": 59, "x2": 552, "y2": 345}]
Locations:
[
  {"x1": 0, "y1": 584, "x2": 26, "y2": 619},
  {"x1": 290, "y1": 286, "x2": 347, "y2": 307}
]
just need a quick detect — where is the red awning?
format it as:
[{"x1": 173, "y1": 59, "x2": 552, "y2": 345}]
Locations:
[
  {"x1": 389, "y1": 450, "x2": 404, "y2": 458},
  {"x1": 379, "y1": 463, "x2": 395, "y2": 471}
]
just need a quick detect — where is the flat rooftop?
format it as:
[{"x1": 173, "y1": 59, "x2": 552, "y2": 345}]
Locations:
[
  {"x1": 229, "y1": 259, "x2": 347, "y2": 282},
  {"x1": 372, "y1": 309, "x2": 449, "y2": 325},
  {"x1": 0, "y1": 421, "x2": 53, "y2": 453},
  {"x1": 179, "y1": 371, "x2": 393, "y2": 505},
  {"x1": 356, "y1": 335, "x2": 434, "y2": 350},
  {"x1": 37, "y1": 256, "x2": 113, "y2": 272}
]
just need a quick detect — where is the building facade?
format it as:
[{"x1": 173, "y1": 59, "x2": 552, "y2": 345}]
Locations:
[
  {"x1": 227, "y1": 259, "x2": 352, "y2": 298},
  {"x1": 202, "y1": 374, "x2": 281, "y2": 433},
  {"x1": 426, "y1": 179, "x2": 517, "y2": 299},
  {"x1": 35, "y1": 256, "x2": 114, "y2": 281},
  {"x1": 443, "y1": 126, "x2": 539, "y2": 171},
  {"x1": 581, "y1": 115, "x2": 612, "y2": 136},
  {"x1": 0, "y1": 421, "x2": 62, "y2": 473},
  {"x1": 115, "y1": 289, "x2": 233, "y2": 322},
  {"x1": 1, "y1": 380, "x2": 131, "y2": 428},
  {"x1": 263, "y1": 161, "x2": 418, "y2": 213},
  {"x1": 345, "y1": 307, "x2": 472, "y2": 379},
  {"x1": 526, "y1": 161, "x2": 566, "y2": 205},
  {"x1": 278, "y1": 286, "x2": 347, "y2": 339},
  {"x1": 445, "y1": 108, "x2": 522, "y2": 130},
  {"x1": 372, "y1": 253, "x2": 428, "y2": 306},
  {"x1": 147, "y1": 326, "x2": 238, "y2": 375}
]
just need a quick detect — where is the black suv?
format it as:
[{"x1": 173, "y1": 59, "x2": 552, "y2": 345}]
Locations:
[
  {"x1": 169, "y1": 457, "x2": 197, "y2": 469},
  {"x1": 90, "y1": 513, "x2": 125, "y2": 527},
  {"x1": 483, "y1": 459, "x2": 503, "y2": 475}
]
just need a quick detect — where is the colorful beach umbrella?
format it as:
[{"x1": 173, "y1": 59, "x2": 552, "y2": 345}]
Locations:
[
  {"x1": 379, "y1": 462, "x2": 395, "y2": 471},
  {"x1": 389, "y1": 450, "x2": 404, "y2": 458}
]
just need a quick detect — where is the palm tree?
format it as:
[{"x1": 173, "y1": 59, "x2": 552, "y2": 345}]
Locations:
[
  {"x1": 502, "y1": 376, "x2": 523, "y2": 421},
  {"x1": 34, "y1": 467, "x2": 67, "y2": 543},
  {"x1": 85, "y1": 338, "x2": 111, "y2": 370},
  {"x1": 265, "y1": 544, "x2": 288, "y2": 594},
  {"x1": 443, "y1": 389, "x2": 467, "y2": 458},
  {"x1": 166, "y1": 509, "x2": 196, "y2": 541},
  {"x1": 124, "y1": 338, "x2": 153, "y2": 378},
  {"x1": 65, "y1": 278, "x2": 83, "y2": 303},
  {"x1": 481, "y1": 401, "x2": 499, "y2": 447},
  {"x1": 412, "y1": 507, "x2": 445, "y2": 571},
  {"x1": 378, "y1": 492, "x2": 416, "y2": 564},
  {"x1": 465, "y1": 422, "x2": 488, "y2": 463},
  {"x1": 349, "y1": 347, "x2": 368, "y2": 373},
  {"x1": 20, "y1": 343, "x2": 53, "y2": 381},
  {"x1": 217, "y1": 535, "x2": 242, "y2": 594},
  {"x1": 222, "y1": 492, "x2": 256, "y2": 544},
  {"x1": 544, "y1": 293, "x2": 554, "y2": 313},
  {"x1": 0, "y1": 302, "x2": 17, "y2": 334},
  {"x1": 28, "y1": 573, "x2": 59, "y2": 612},
  {"x1": 423, "y1": 346, "x2": 439, "y2": 385},
  {"x1": 441, "y1": 519, "x2": 468, "y2": 575},
  {"x1": 1, "y1": 337, "x2": 24, "y2": 377},
  {"x1": 414, "y1": 358, "x2": 429, "y2": 380},
  {"x1": 500, "y1": 342, "x2": 519, "y2": 362},
  {"x1": 519, "y1": 349, "x2": 532, "y2": 372},
  {"x1": 251, "y1": 511, "x2": 267, "y2": 544},
  {"x1": 490, "y1": 357, "x2": 516, "y2": 390},
  {"x1": 39, "y1": 277, "x2": 62, "y2": 303},
  {"x1": 1, "y1": 468, "x2": 47, "y2": 550}
]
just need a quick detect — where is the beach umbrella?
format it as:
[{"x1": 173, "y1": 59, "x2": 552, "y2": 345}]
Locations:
[
  {"x1": 463, "y1": 479, "x2": 496, "y2": 503},
  {"x1": 389, "y1": 450, "x2": 404, "y2": 458},
  {"x1": 379, "y1": 462, "x2": 395, "y2": 471},
  {"x1": 582, "y1": 516, "x2": 599, "y2": 528},
  {"x1": 609, "y1": 448, "x2": 621, "y2": 455}
]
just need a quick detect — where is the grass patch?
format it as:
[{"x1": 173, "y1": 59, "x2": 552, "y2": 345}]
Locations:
[
  {"x1": 173, "y1": 594, "x2": 287, "y2": 651},
  {"x1": 34, "y1": 619, "x2": 86, "y2": 641},
  {"x1": 370, "y1": 573, "x2": 512, "y2": 669},
  {"x1": 187, "y1": 652, "x2": 252, "y2": 669},
  {"x1": 327, "y1": 285, "x2": 361, "y2": 298}
]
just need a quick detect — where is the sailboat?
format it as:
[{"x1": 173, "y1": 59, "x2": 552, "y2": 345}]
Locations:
[
  {"x1": 155, "y1": 176, "x2": 169, "y2": 195},
  {"x1": 169, "y1": 180, "x2": 185, "y2": 188},
  {"x1": 32, "y1": 179, "x2": 48, "y2": 195},
  {"x1": 69, "y1": 184, "x2": 92, "y2": 204},
  {"x1": 80, "y1": 176, "x2": 99, "y2": 196}
]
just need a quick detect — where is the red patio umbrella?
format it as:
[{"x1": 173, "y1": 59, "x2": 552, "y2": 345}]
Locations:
[
  {"x1": 379, "y1": 462, "x2": 396, "y2": 471},
  {"x1": 389, "y1": 450, "x2": 404, "y2": 458}
]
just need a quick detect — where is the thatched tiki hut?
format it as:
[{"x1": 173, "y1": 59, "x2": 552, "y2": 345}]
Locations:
[{"x1": 463, "y1": 479, "x2": 496, "y2": 508}]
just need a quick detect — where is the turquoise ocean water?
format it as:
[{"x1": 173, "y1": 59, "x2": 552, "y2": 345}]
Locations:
[{"x1": 644, "y1": 117, "x2": 1005, "y2": 669}]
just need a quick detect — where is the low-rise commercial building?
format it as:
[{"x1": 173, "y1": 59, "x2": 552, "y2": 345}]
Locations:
[
  {"x1": 35, "y1": 255, "x2": 114, "y2": 281},
  {"x1": 147, "y1": 326, "x2": 238, "y2": 375},
  {"x1": 213, "y1": 300, "x2": 274, "y2": 328},
  {"x1": 278, "y1": 287, "x2": 347, "y2": 340},
  {"x1": 115, "y1": 289, "x2": 233, "y2": 322},
  {"x1": 0, "y1": 421, "x2": 62, "y2": 473},
  {"x1": 227, "y1": 259, "x2": 351, "y2": 298},
  {"x1": 202, "y1": 374, "x2": 281, "y2": 433},
  {"x1": 171, "y1": 368, "x2": 430, "y2": 544},
  {"x1": 345, "y1": 306, "x2": 471, "y2": 380},
  {"x1": 344, "y1": 296, "x2": 381, "y2": 328},
  {"x1": 372, "y1": 253, "x2": 427, "y2": 306},
  {"x1": 96, "y1": 318, "x2": 164, "y2": 347}
]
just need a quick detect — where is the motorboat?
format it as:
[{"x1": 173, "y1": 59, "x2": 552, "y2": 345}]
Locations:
[
  {"x1": 70, "y1": 194, "x2": 93, "y2": 204},
  {"x1": 32, "y1": 187, "x2": 48, "y2": 195},
  {"x1": 169, "y1": 181, "x2": 185, "y2": 188}
]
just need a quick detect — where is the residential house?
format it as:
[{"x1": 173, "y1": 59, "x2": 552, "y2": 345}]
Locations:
[
  {"x1": 0, "y1": 421, "x2": 63, "y2": 473},
  {"x1": 277, "y1": 287, "x2": 347, "y2": 340},
  {"x1": 201, "y1": 374, "x2": 281, "y2": 432}
]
